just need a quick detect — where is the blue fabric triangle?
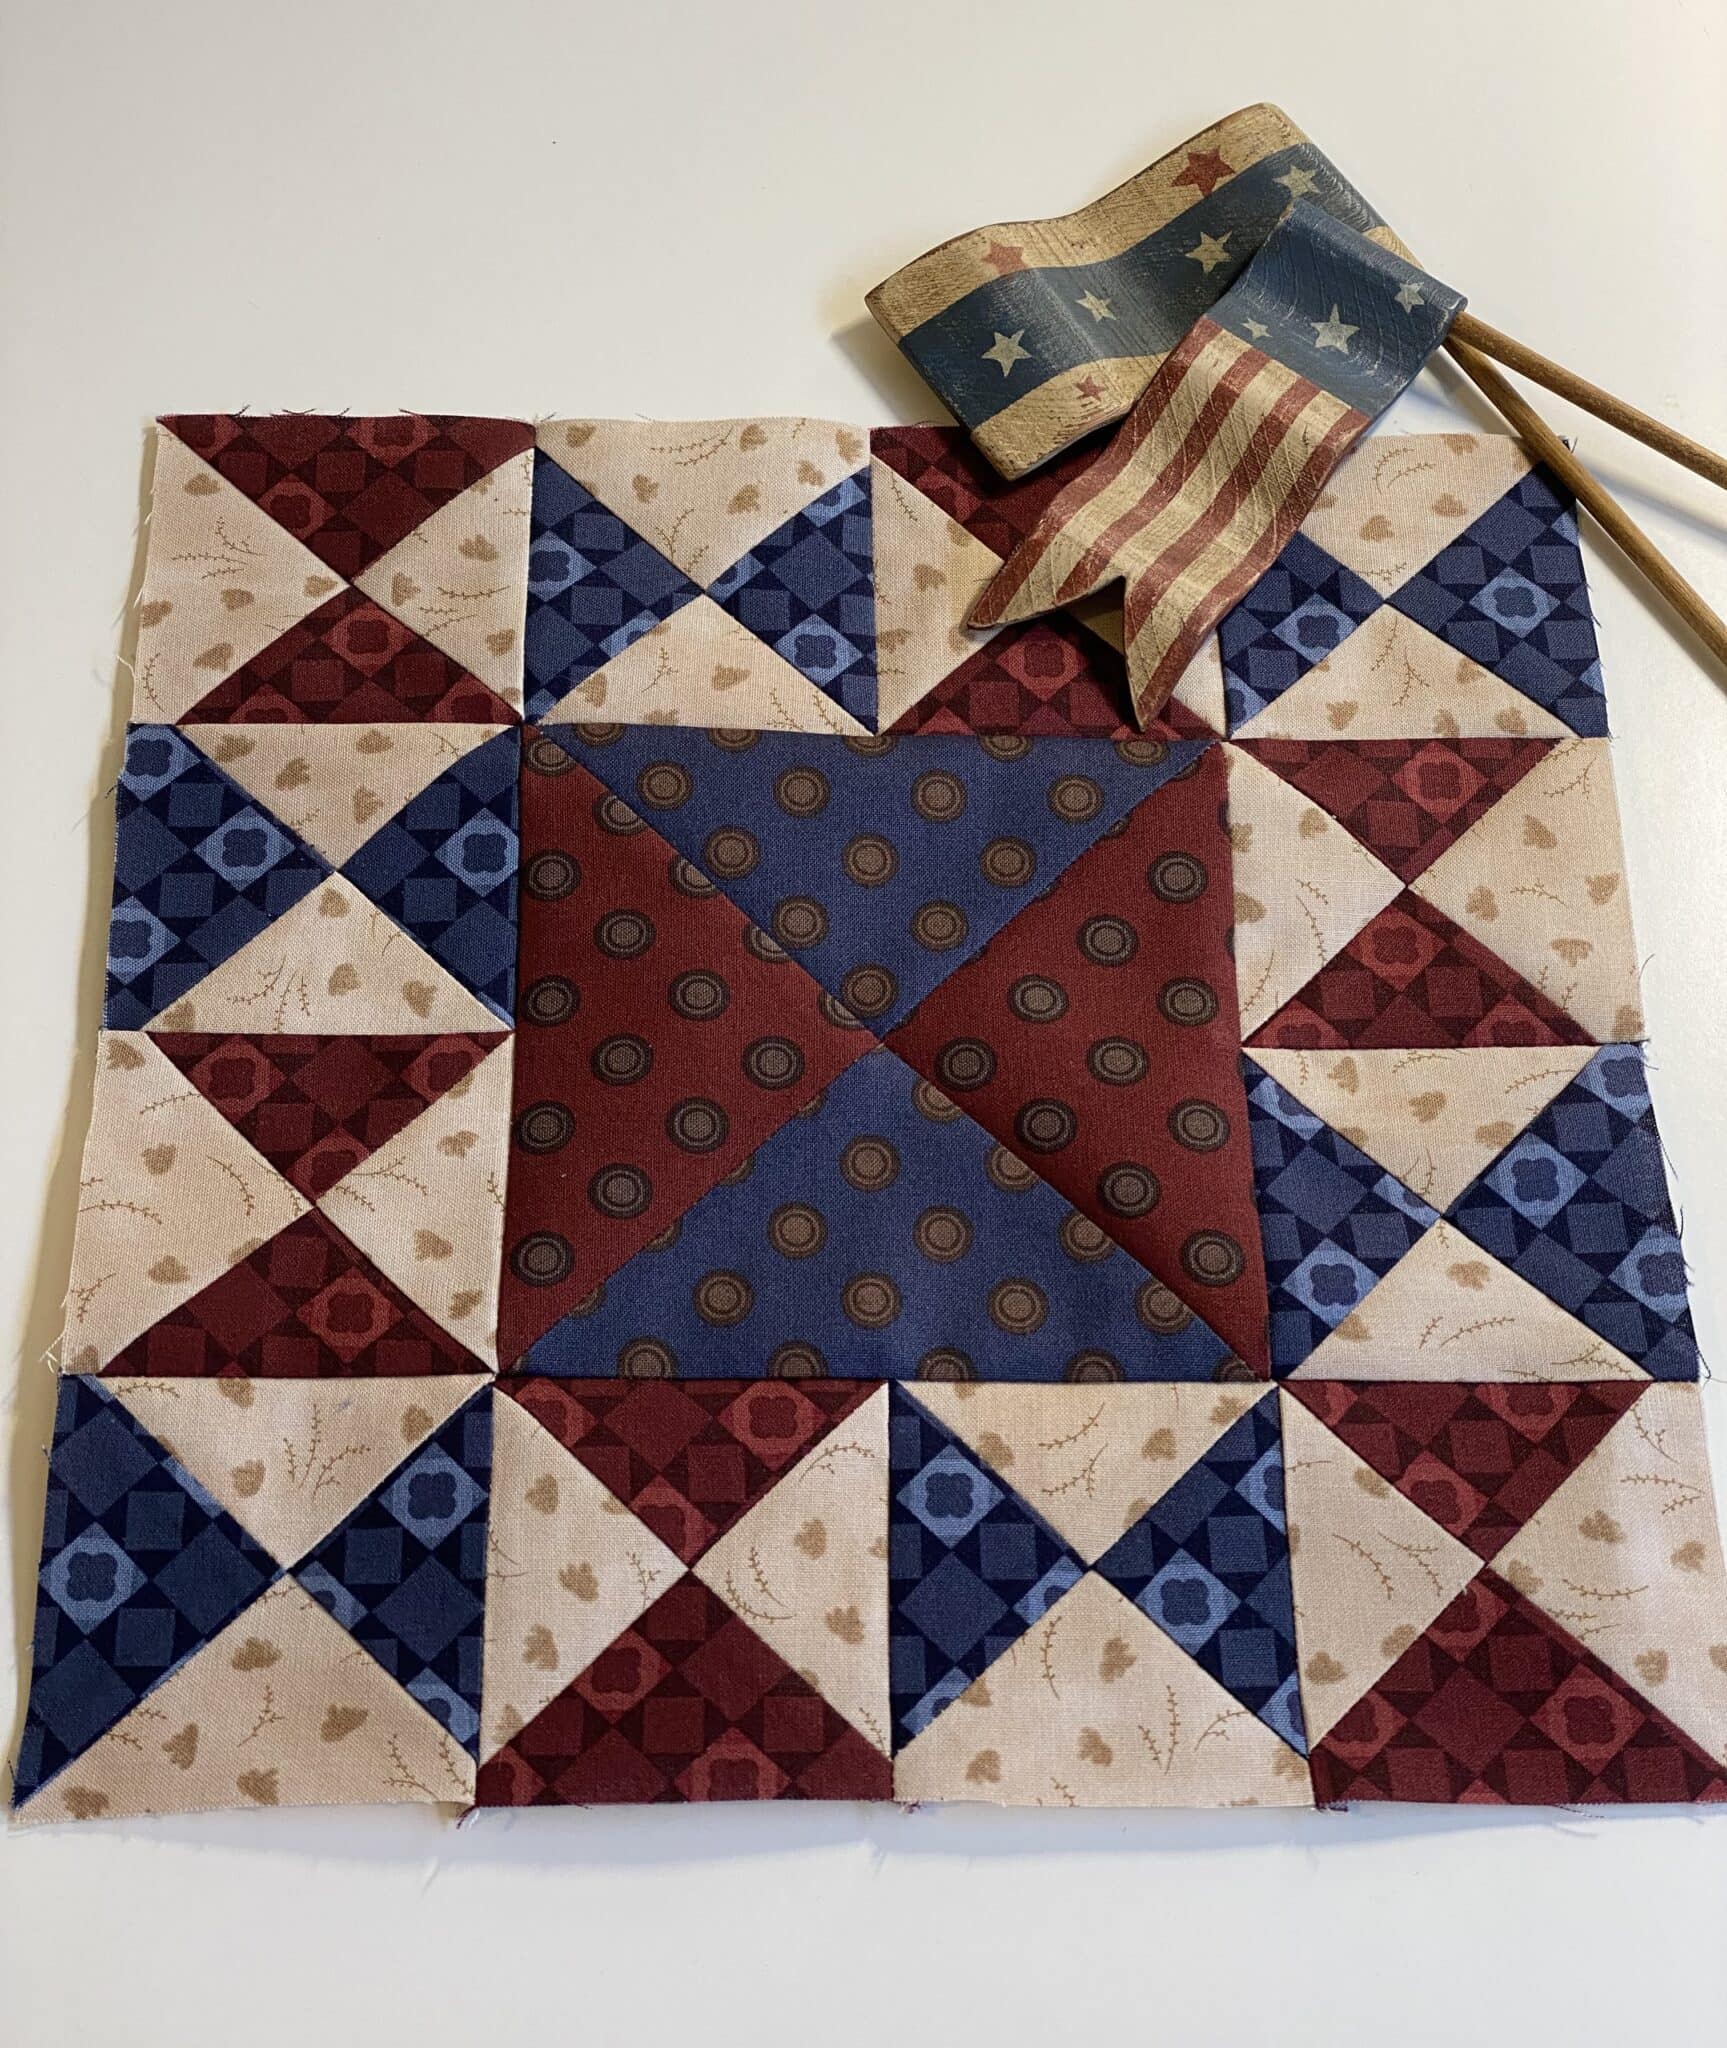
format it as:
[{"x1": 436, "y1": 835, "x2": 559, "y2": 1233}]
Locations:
[
  {"x1": 16, "y1": 1378, "x2": 280, "y2": 1804},
  {"x1": 524, "y1": 1043, "x2": 1239, "y2": 1382},
  {"x1": 888, "y1": 1385, "x2": 1084, "y2": 1749},
  {"x1": 708, "y1": 468, "x2": 876, "y2": 725},
  {"x1": 105, "y1": 725, "x2": 329, "y2": 1028},
  {"x1": 341, "y1": 728, "x2": 520, "y2": 1023},
  {"x1": 291, "y1": 1389, "x2": 492, "y2": 1756},
  {"x1": 1242, "y1": 1056, "x2": 1439, "y2": 1375},
  {"x1": 1389, "y1": 467, "x2": 1608, "y2": 735},
  {"x1": 1447, "y1": 1044, "x2": 1697, "y2": 1379},
  {"x1": 1094, "y1": 1394, "x2": 1305, "y2": 1751},
  {"x1": 1219, "y1": 533, "x2": 1381, "y2": 732},
  {"x1": 522, "y1": 451, "x2": 701, "y2": 720},
  {"x1": 540, "y1": 723, "x2": 1213, "y2": 1033}
]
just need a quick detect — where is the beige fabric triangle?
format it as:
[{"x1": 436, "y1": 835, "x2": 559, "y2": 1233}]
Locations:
[
  {"x1": 108, "y1": 1375, "x2": 482, "y2": 1568},
  {"x1": 694, "y1": 1385, "x2": 891, "y2": 1755},
  {"x1": 62, "y1": 1032, "x2": 309, "y2": 1369},
  {"x1": 483, "y1": 1393, "x2": 685, "y2": 1761},
  {"x1": 318, "y1": 1039, "x2": 512, "y2": 1366},
  {"x1": 1299, "y1": 432, "x2": 1533, "y2": 596},
  {"x1": 353, "y1": 451, "x2": 533, "y2": 710},
  {"x1": 538, "y1": 416, "x2": 869, "y2": 584},
  {"x1": 181, "y1": 723, "x2": 505, "y2": 867},
  {"x1": 15, "y1": 1580, "x2": 472, "y2": 1824},
  {"x1": 1413, "y1": 737, "x2": 1645, "y2": 1041},
  {"x1": 871, "y1": 456, "x2": 1004, "y2": 728},
  {"x1": 1290, "y1": 1220, "x2": 1647, "y2": 1381},
  {"x1": 544, "y1": 590, "x2": 869, "y2": 733},
  {"x1": 1249, "y1": 1046, "x2": 1594, "y2": 1211},
  {"x1": 1499, "y1": 1386, "x2": 1727, "y2": 1768},
  {"x1": 147, "y1": 872, "x2": 501, "y2": 1034},
  {"x1": 911, "y1": 1383, "x2": 1269, "y2": 1566},
  {"x1": 893, "y1": 1572, "x2": 1312, "y2": 1807},
  {"x1": 1225, "y1": 743, "x2": 1404, "y2": 1037},
  {"x1": 133, "y1": 430, "x2": 336, "y2": 723},
  {"x1": 1280, "y1": 1392, "x2": 1481, "y2": 1741},
  {"x1": 1233, "y1": 605, "x2": 1570, "y2": 741},
  {"x1": 1167, "y1": 635, "x2": 1228, "y2": 734}
]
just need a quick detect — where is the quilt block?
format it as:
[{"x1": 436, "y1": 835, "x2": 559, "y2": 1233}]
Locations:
[{"x1": 14, "y1": 416, "x2": 1727, "y2": 1821}]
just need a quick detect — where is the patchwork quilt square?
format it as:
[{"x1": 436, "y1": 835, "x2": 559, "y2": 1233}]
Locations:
[{"x1": 15, "y1": 420, "x2": 1727, "y2": 1823}]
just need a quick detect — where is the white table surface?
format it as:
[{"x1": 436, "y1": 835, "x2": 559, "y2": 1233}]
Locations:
[{"x1": 3, "y1": 3, "x2": 1726, "y2": 2041}]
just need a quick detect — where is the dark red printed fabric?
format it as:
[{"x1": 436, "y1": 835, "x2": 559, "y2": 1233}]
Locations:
[
  {"x1": 159, "y1": 414, "x2": 536, "y2": 578},
  {"x1": 151, "y1": 1031, "x2": 506, "y2": 1198},
  {"x1": 182, "y1": 589, "x2": 518, "y2": 724},
  {"x1": 499, "y1": 737, "x2": 867, "y2": 1362},
  {"x1": 478, "y1": 1574, "x2": 893, "y2": 1806},
  {"x1": 101, "y1": 1210, "x2": 487, "y2": 1377},
  {"x1": 888, "y1": 745, "x2": 1268, "y2": 1368},
  {"x1": 1233, "y1": 737, "x2": 1553, "y2": 882},
  {"x1": 1310, "y1": 1571, "x2": 1727, "y2": 1805},
  {"x1": 1251, "y1": 890, "x2": 1593, "y2": 1049}
]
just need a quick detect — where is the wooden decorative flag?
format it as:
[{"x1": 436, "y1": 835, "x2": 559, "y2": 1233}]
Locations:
[{"x1": 969, "y1": 203, "x2": 1462, "y2": 723}]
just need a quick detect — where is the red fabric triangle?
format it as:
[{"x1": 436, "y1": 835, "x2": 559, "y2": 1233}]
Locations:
[
  {"x1": 887, "y1": 746, "x2": 1267, "y2": 1370},
  {"x1": 504, "y1": 1377, "x2": 877, "y2": 1564},
  {"x1": 1233, "y1": 737, "x2": 1553, "y2": 883},
  {"x1": 1250, "y1": 890, "x2": 1593, "y2": 1049},
  {"x1": 180, "y1": 589, "x2": 518, "y2": 723},
  {"x1": 149, "y1": 1032, "x2": 507, "y2": 1199},
  {"x1": 102, "y1": 1210, "x2": 487, "y2": 1376},
  {"x1": 159, "y1": 415, "x2": 534, "y2": 580},
  {"x1": 887, "y1": 611, "x2": 1216, "y2": 741},
  {"x1": 1311, "y1": 1568, "x2": 1727, "y2": 1805},
  {"x1": 498, "y1": 733, "x2": 869, "y2": 1364},
  {"x1": 869, "y1": 423, "x2": 1106, "y2": 561},
  {"x1": 476, "y1": 1570, "x2": 892, "y2": 1804},
  {"x1": 1288, "y1": 1381, "x2": 1647, "y2": 1562}
]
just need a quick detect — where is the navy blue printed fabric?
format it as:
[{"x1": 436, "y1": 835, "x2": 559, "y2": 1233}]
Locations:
[
  {"x1": 1219, "y1": 535, "x2": 1381, "y2": 730},
  {"x1": 293, "y1": 1390, "x2": 492, "y2": 1753},
  {"x1": 340, "y1": 728, "x2": 521, "y2": 1023},
  {"x1": 888, "y1": 1387, "x2": 1084, "y2": 1748},
  {"x1": 525, "y1": 1044, "x2": 1237, "y2": 1382},
  {"x1": 1242, "y1": 1057, "x2": 1440, "y2": 1375},
  {"x1": 106, "y1": 726, "x2": 327, "y2": 1028},
  {"x1": 1094, "y1": 1394, "x2": 1304, "y2": 1749},
  {"x1": 17, "y1": 1378, "x2": 279, "y2": 1801},
  {"x1": 1447, "y1": 1045, "x2": 1698, "y2": 1380}
]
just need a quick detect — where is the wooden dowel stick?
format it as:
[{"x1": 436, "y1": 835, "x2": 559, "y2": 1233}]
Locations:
[
  {"x1": 1444, "y1": 335, "x2": 1727, "y2": 672},
  {"x1": 1453, "y1": 310, "x2": 1727, "y2": 494}
]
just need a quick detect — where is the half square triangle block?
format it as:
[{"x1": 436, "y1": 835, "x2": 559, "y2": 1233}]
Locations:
[
  {"x1": 522, "y1": 1046, "x2": 1239, "y2": 1384},
  {"x1": 1094, "y1": 1392, "x2": 1304, "y2": 1749},
  {"x1": 16, "y1": 1378, "x2": 279, "y2": 1804},
  {"x1": 1250, "y1": 891, "x2": 1592, "y2": 1051},
  {"x1": 476, "y1": 1574, "x2": 892, "y2": 1805},
  {"x1": 523, "y1": 453, "x2": 702, "y2": 719},
  {"x1": 340, "y1": 728, "x2": 519, "y2": 1024},
  {"x1": 502, "y1": 1378, "x2": 877, "y2": 1568},
  {"x1": 1310, "y1": 1570, "x2": 1727, "y2": 1804},
  {"x1": 1286, "y1": 1380, "x2": 1646, "y2": 1563},
  {"x1": 550, "y1": 722, "x2": 1212, "y2": 1034},
  {"x1": 888, "y1": 1387, "x2": 1084, "y2": 1748},
  {"x1": 182, "y1": 588, "x2": 517, "y2": 725},
  {"x1": 105, "y1": 726, "x2": 328, "y2": 1029},
  {"x1": 160, "y1": 415, "x2": 535, "y2": 582},
  {"x1": 149, "y1": 1031, "x2": 506, "y2": 1199},
  {"x1": 292, "y1": 1390, "x2": 491, "y2": 1753},
  {"x1": 1220, "y1": 533, "x2": 1383, "y2": 731},
  {"x1": 1389, "y1": 469, "x2": 1608, "y2": 737},
  {"x1": 709, "y1": 469, "x2": 876, "y2": 726},
  {"x1": 1447, "y1": 1045, "x2": 1700, "y2": 1380},
  {"x1": 1242, "y1": 1057, "x2": 1439, "y2": 1376},
  {"x1": 102, "y1": 1210, "x2": 487, "y2": 1377}
]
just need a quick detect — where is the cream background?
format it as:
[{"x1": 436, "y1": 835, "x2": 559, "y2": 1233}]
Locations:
[{"x1": 2, "y1": 2, "x2": 1725, "y2": 2041}]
